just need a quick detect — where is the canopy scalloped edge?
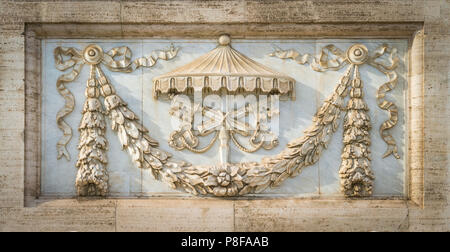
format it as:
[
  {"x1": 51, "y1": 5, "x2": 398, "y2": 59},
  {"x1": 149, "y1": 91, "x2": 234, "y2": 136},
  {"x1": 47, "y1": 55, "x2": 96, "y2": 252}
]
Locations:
[{"x1": 153, "y1": 75, "x2": 295, "y2": 100}]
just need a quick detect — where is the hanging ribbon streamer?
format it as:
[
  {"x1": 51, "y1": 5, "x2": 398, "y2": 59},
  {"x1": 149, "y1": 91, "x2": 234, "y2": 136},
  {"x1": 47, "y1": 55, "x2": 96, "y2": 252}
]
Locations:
[
  {"x1": 54, "y1": 47, "x2": 84, "y2": 160},
  {"x1": 376, "y1": 71, "x2": 400, "y2": 159},
  {"x1": 369, "y1": 44, "x2": 401, "y2": 159}
]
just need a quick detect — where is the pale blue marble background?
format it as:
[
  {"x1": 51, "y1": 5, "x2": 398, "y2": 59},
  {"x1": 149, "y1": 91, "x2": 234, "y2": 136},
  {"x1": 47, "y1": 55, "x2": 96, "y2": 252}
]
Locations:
[{"x1": 41, "y1": 38, "x2": 408, "y2": 197}]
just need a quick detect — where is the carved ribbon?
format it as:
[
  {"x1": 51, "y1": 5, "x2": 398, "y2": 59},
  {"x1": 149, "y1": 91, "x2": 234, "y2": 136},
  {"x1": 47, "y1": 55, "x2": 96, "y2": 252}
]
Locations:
[
  {"x1": 312, "y1": 45, "x2": 348, "y2": 72},
  {"x1": 270, "y1": 43, "x2": 401, "y2": 159},
  {"x1": 169, "y1": 100, "x2": 276, "y2": 155},
  {"x1": 54, "y1": 47, "x2": 84, "y2": 160},
  {"x1": 269, "y1": 44, "x2": 348, "y2": 72},
  {"x1": 55, "y1": 45, "x2": 179, "y2": 160},
  {"x1": 369, "y1": 44, "x2": 400, "y2": 159},
  {"x1": 103, "y1": 44, "x2": 179, "y2": 73}
]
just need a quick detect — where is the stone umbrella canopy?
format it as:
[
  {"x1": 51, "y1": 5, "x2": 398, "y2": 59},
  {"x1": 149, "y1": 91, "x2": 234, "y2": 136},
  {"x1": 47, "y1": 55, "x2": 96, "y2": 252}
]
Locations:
[{"x1": 152, "y1": 34, "x2": 296, "y2": 100}]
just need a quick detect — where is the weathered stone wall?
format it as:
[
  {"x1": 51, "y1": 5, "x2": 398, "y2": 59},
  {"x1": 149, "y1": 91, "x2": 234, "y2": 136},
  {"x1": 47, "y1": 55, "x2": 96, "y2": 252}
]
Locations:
[{"x1": 0, "y1": 0, "x2": 448, "y2": 231}]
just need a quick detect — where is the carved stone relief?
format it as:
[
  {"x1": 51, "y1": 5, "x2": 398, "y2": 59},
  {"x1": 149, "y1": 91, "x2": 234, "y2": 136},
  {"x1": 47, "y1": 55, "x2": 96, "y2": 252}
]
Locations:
[
  {"x1": 54, "y1": 43, "x2": 179, "y2": 196},
  {"x1": 156, "y1": 35, "x2": 287, "y2": 165},
  {"x1": 269, "y1": 42, "x2": 401, "y2": 196},
  {"x1": 44, "y1": 36, "x2": 406, "y2": 197}
]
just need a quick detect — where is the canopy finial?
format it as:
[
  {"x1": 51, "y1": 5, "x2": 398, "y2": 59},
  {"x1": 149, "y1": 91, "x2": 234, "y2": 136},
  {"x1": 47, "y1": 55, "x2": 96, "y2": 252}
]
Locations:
[{"x1": 218, "y1": 34, "x2": 231, "y2": 46}]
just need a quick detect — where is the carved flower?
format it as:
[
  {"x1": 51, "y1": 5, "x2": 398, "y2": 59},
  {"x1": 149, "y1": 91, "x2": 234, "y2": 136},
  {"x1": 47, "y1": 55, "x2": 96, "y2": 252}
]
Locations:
[{"x1": 204, "y1": 164, "x2": 244, "y2": 196}]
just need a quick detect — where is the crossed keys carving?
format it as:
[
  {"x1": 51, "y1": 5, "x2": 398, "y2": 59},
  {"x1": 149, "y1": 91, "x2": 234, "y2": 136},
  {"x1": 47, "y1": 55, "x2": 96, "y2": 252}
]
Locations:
[{"x1": 168, "y1": 95, "x2": 279, "y2": 164}]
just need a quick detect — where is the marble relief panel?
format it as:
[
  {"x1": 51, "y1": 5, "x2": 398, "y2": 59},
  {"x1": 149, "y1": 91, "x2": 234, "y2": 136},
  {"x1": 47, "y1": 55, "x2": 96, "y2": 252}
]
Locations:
[{"x1": 41, "y1": 38, "x2": 407, "y2": 197}]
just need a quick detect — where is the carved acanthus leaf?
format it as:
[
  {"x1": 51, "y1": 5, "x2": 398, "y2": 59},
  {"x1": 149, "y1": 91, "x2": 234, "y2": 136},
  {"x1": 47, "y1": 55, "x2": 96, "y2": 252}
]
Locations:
[{"x1": 54, "y1": 47, "x2": 84, "y2": 161}]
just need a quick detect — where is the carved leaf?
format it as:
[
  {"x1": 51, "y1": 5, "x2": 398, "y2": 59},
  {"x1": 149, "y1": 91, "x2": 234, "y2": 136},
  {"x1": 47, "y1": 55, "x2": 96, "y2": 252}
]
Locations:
[
  {"x1": 272, "y1": 171, "x2": 289, "y2": 187},
  {"x1": 254, "y1": 180, "x2": 271, "y2": 193},
  {"x1": 119, "y1": 106, "x2": 137, "y2": 120},
  {"x1": 144, "y1": 154, "x2": 162, "y2": 169},
  {"x1": 125, "y1": 121, "x2": 140, "y2": 139},
  {"x1": 117, "y1": 124, "x2": 128, "y2": 148}
]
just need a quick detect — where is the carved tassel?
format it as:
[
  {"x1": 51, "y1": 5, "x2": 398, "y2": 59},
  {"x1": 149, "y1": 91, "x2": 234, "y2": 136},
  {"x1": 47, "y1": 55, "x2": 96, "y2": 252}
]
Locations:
[
  {"x1": 75, "y1": 65, "x2": 109, "y2": 196},
  {"x1": 339, "y1": 65, "x2": 374, "y2": 197}
]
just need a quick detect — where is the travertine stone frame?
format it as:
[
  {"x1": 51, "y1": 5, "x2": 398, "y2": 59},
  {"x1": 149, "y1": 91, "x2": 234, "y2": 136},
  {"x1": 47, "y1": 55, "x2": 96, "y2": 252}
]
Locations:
[{"x1": 1, "y1": 0, "x2": 447, "y2": 232}]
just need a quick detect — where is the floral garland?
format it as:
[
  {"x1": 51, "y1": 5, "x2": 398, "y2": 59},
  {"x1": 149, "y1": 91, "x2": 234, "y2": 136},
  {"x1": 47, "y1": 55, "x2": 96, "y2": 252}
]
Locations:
[{"x1": 54, "y1": 42, "x2": 400, "y2": 197}]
